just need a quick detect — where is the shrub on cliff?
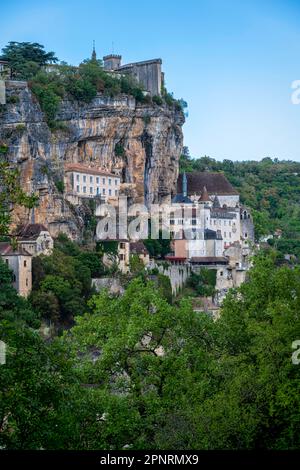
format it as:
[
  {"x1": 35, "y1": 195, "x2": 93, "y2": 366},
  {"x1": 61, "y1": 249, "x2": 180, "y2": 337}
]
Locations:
[{"x1": 29, "y1": 58, "x2": 147, "y2": 127}]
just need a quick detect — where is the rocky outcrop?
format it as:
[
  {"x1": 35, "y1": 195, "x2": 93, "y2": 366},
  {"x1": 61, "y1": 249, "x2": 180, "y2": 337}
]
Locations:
[{"x1": 0, "y1": 81, "x2": 184, "y2": 239}]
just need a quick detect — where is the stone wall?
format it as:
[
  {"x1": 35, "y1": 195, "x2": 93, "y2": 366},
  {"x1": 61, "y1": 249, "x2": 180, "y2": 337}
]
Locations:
[
  {"x1": 92, "y1": 277, "x2": 124, "y2": 296},
  {"x1": 157, "y1": 263, "x2": 191, "y2": 295}
]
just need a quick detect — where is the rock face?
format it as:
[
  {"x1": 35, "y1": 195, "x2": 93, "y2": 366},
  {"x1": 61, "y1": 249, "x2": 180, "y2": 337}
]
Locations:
[{"x1": 0, "y1": 81, "x2": 184, "y2": 239}]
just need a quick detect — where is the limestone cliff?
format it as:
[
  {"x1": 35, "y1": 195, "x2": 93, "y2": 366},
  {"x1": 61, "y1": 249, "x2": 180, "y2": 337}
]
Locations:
[{"x1": 0, "y1": 80, "x2": 184, "y2": 239}]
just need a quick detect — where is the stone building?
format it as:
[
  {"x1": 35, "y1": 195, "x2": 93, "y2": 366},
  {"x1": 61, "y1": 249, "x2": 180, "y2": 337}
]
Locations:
[
  {"x1": 0, "y1": 60, "x2": 11, "y2": 79},
  {"x1": 103, "y1": 54, "x2": 163, "y2": 96},
  {"x1": 16, "y1": 223, "x2": 54, "y2": 257},
  {"x1": 168, "y1": 171, "x2": 254, "y2": 274},
  {"x1": 64, "y1": 164, "x2": 120, "y2": 201},
  {"x1": 102, "y1": 239, "x2": 150, "y2": 274},
  {"x1": 0, "y1": 242, "x2": 32, "y2": 297}
]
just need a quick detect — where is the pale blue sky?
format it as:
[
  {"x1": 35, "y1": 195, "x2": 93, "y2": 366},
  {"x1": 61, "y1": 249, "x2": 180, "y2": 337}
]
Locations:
[{"x1": 1, "y1": 0, "x2": 300, "y2": 161}]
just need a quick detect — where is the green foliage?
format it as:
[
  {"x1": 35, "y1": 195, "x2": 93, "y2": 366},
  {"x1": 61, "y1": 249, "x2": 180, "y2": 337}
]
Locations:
[
  {"x1": 6, "y1": 95, "x2": 19, "y2": 104},
  {"x1": 2, "y1": 255, "x2": 300, "y2": 449},
  {"x1": 29, "y1": 234, "x2": 105, "y2": 325},
  {"x1": 152, "y1": 95, "x2": 163, "y2": 106},
  {"x1": 143, "y1": 233, "x2": 170, "y2": 258},
  {"x1": 97, "y1": 240, "x2": 119, "y2": 255},
  {"x1": 0, "y1": 144, "x2": 8, "y2": 154},
  {"x1": 0, "y1": 161, "x2": 38, "y2": 236},
  {"x1": 157, "y1": 273, "x2": 173, "y2": 303},
  {"x1": 114, "y1": 142, "x2": 125, "y2": 157},
  {"x1": 1, "y1": 41, "x2": 58, "y2": 79},
  {"x1": 180, "y1": 153, "x2": 300, "y2": 249},
  {"x1": 187, "y1": 269, "x2": 216, "y2": 296},
  {"x1": 129, "y1": 254, "x2": 145, "y2": 274},
  {"x1": 29, "y1": 71, "x2": 64, "y2": 127},
  {"x1": 29, "y1": 58, "x2": 147, "y2": 127},
  {"x1": 54, "y1": 179, "x2": 65, "y2": 193}
]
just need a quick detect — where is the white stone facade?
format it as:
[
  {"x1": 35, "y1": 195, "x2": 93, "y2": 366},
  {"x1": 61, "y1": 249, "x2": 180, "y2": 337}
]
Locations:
[{"x1": 65, "y1": 165, "x2": 120, "y2": 202}]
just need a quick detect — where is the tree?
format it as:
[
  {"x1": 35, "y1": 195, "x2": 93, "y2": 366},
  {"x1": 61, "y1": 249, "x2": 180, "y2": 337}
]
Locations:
[
  {"x1": 1, "y1": 42, "x2": 58, "y2": 79},
  {"x1": 59, "y1": 277, "x2": 214, "y2": 449}
]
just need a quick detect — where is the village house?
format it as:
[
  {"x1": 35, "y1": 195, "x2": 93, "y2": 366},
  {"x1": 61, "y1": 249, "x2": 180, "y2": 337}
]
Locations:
[
  {"x1": 102, "y1": 239, "x2": 150, "y2": 274},
  {"x1": 0, "y1": 242, "x2": 32, "y2": 297},
  {"x1": 168, "y1": 172, "x2": 254, "y2": 266},
  {"x1": 64, "y1": 164, "x2": 120, "y2": 202},
  {"x1": 15, "y1": 223, "x2": 54, "y2": 257}
]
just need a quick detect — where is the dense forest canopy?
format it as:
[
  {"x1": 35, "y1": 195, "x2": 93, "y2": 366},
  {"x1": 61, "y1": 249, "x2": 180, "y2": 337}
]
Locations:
[
  {"x1": 1, "y1": 252, "x2": 300, "y2": 449},
  {"x1": 180, "y1": 150, "x2": 300, "y2": 255}
]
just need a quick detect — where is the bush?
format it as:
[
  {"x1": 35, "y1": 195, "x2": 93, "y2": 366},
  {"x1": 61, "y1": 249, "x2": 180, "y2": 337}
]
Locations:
[
  {"x1": 6, "y1": 95, "x2": 19, "y2": 104},
  {"x1": 152, "y1": 95, "x2": 163, "y2": 106},
  {"x1": 0, "y1": 143, "x2": 8, "y2": 154},
  {"x1": 55, "y1": 180, "x2": 65, "y2": 193},
  {"x1": 115, "y1": 142, "x2": 125, "y2": 157},
  {"x1": 188, "y1": 269, "x2": 216, "y2": 296}
]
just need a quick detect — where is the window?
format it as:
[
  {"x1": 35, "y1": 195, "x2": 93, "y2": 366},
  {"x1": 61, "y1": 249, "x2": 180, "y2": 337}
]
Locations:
[
  {"x1": 103, "y1": 188, "x2": 106, "y2": 195},
  {"x1": 83, "y1": 186, "x2": 87, "y2": 193},
  {"x1": 120, "y1": 242, "x2": 125, "y2": 249},
  {"x1": 5, "y1": 259, "x2": 9, "y2": 265},
  {"x1": 102, "y1": 178, "x2": 106, "y2": 184},
  {"x1": 83, "y1": 175, "x2": 86, "y2": 183},
  {"x1": 224, "y1": 220, "x2": 227, "y2": 225},
  {"x1": 109, "y1": 189, "x2": 111, "y2": 196},
  {"x1": 96, "y1": 177, "x2": 99, "y2": 184},
  {"x1": 220, "y1": 271, "x2": 223, "y2": 276},
  {"x1": 24, "y1": 260, "x2": 27, "y2": 267},
  {"x1": 90, "y1": 176, "x2": 93, "y2": 183},
  {"x1": 109, "y1": 178, "x2": 111, "y2": 185},
  {"x1": 229, "y1": 220, "x2": 231, "y2": 226},
  {"x1": 76, "y1": 185, "x2": 80, "y2": 192},
  {"x1": 76, "y1": 174, "x2": 80, "y2": 182},
  {"x1": 229, "y1": 232, "x2": 231, "y2": 238},
  {"x1": 224, "y1": 232, "x2": 227, "y2": 238},
  {"x1": 96, "y1": 187, "x2": 100, "y2": 195},
  {"x1": 115, "y1": 190, "x2": 118, "y2": 196},
  {"x1": 26, "y1": 278, "x2": 28, "y2": 287},
  {"x1": 90, "y1": 187, "x2": 93, "y2": 194},
  {"x1": 119, "y1": 254, "x2": 125, "y2": 260},
  {"x1": 245, "y1": 233, "x2": 248, "y2": 238},
  {"x1": 115, "y1": 179, "x2": 118, "y2": 185}
]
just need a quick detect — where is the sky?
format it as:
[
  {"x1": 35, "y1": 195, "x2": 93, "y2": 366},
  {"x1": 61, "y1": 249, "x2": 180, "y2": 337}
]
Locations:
[{"x1": 1, "y1": 0, "x2": 300, "y2": 161}]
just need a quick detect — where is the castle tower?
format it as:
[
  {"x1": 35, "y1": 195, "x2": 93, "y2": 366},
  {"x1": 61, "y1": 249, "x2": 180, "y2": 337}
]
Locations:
[
  {"x1": 91, "y1": 40, "x2": 97, "y2": 61},
  {"x1": 103, "y1": 54, "x2": 122, "y2": 71}
]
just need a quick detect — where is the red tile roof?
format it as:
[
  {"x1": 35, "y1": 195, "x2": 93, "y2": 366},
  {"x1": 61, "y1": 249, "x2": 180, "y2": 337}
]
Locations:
[
  {"x1": 130, "y1": 241, "x2": 149, "y2": 255},
  {"x1": 0, "y1": 242, "x2": 31, "y2": 256},
  {"x1": 65, "y1": 163, "x2": 119, "y2": 178}
]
